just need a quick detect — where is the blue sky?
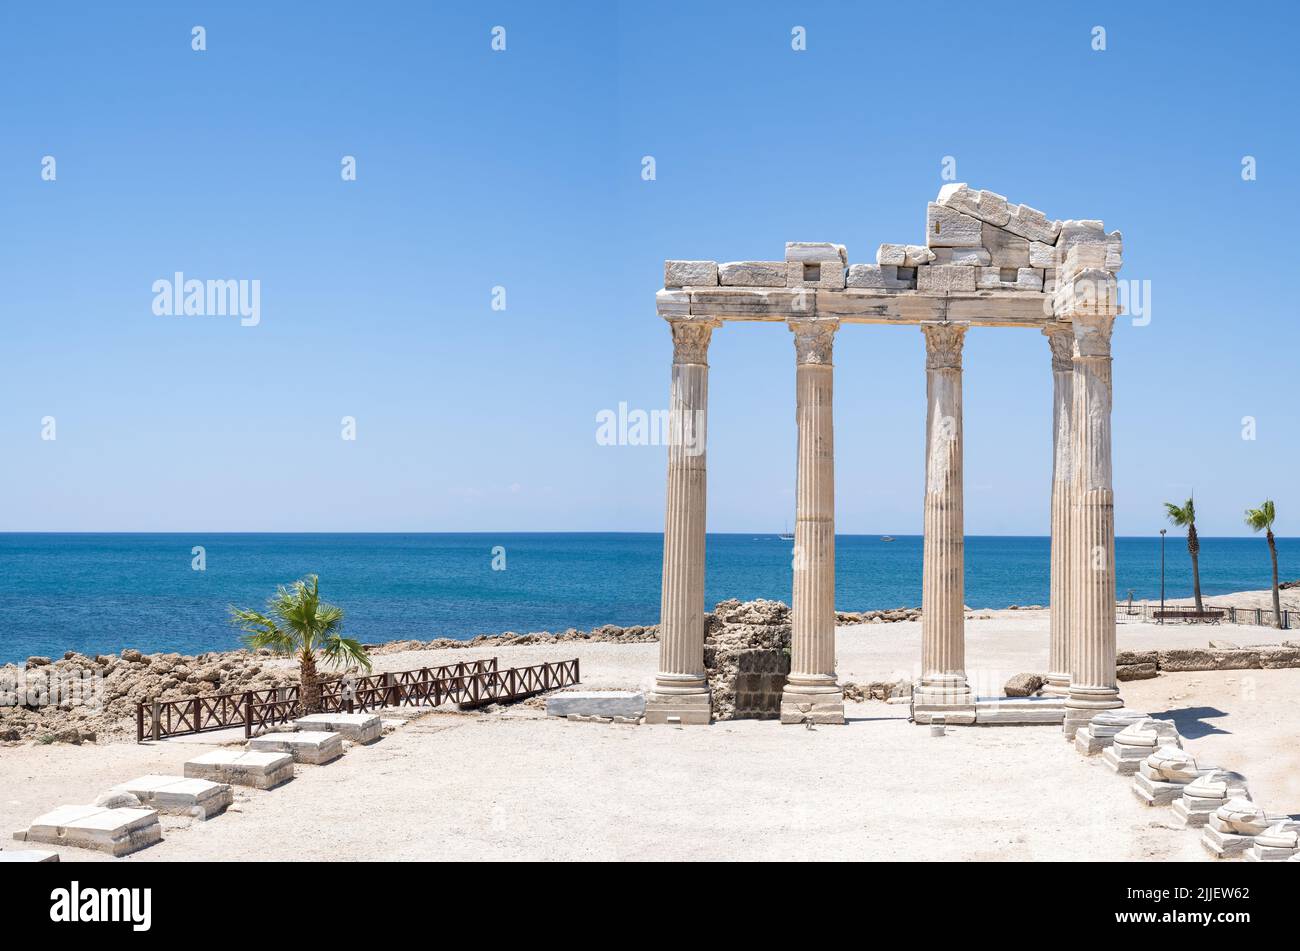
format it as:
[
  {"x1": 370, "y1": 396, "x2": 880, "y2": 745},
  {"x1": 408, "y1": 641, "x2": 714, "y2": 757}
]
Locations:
[{"x1": 1, "y1": 1, "x2": 1295, "y2": 536}]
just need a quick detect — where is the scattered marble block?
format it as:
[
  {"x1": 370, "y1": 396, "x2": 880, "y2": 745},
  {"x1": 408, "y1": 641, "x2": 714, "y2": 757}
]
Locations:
[
  {"x1": 644, "y1": 692, "x2": 710, "y2": 726},
  {"x1": 1170, "y1": 770, "x2": 1251, "y2": 829},
  {"x1": 0, "y1": 849, "x2": 59, "y2": 862},
  {"x1": 780, "y1": 691, "x2": 846, "y2": 725},
  {"x1": 294, "y1": 713, "x2": 382, "y2": 744},
  {"x1": 247, "y1": 730, "x2": 344, "y2": 765},
  {"x1": 974, "y1": 696, "x2": 1065, "y2": 724},
  {"x1": 1101, "y1": 718, "x2": 1181, "y2": 774},
  {"x1": 1133, "y1": 747, "x2": 1204, "y2": 806},
  {"x1": 184, "y1": 749, "x2": 295, "y2": 789},
  {"x1": 546, "y1": 691, "x2": 645, "y2": 720},
  {"x1": 111, "y1": 774, "x2": 233, "y2": 820},
  {"x1": 1202, "y1": 800, "x2": 1274, "y2": 859},
  {"x1": 14, "y1": 805, "x2": 161, "y2": 857},
  {"x1": 1074, "y1": 708, "x2": 1148, "y2": 755},
  {"x1": 1246, "y1": 822, "x2": 1300, "y2": 861}
]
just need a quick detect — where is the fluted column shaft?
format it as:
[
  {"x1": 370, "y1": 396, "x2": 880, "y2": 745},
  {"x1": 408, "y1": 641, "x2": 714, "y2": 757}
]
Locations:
[
  {"x1": 1044, "y1": 327, "x2": 1075, "y2": 697},
  {"x1": 1064, "y1": 312, "x2": 1122, "y2": 734},
  {"x1": 646, "y1": 317, "x2": 718, "y2": 725},
  {"x1": 781, "y1": 319, "x2": 844, "y2": 724},
  {"x1": 917, "y1": 324, "x2": 972, "y2": 710}
]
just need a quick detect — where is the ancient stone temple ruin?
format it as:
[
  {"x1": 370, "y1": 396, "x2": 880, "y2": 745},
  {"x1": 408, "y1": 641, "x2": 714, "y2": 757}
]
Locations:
[{"x1": 646, "y1": 184, "x2": 1124, "y2": 731}]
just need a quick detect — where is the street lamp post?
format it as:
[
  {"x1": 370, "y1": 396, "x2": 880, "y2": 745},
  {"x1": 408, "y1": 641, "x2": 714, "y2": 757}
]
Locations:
[{"x1": 1159, "y1": 528, "x2": 1167, "y2": 625}]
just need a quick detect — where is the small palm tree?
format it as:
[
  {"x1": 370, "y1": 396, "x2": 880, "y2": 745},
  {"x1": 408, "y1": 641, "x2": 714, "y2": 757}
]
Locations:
[
  {"x1": 229, "y1": 575, "x2": 371, "y2": 712},
  {"x1": 1245, "y1": 500, "x2": 1282, "y2": 628},
  {"x1": 1164, "y1": 497, "x2": 1204, "y2": 612}
]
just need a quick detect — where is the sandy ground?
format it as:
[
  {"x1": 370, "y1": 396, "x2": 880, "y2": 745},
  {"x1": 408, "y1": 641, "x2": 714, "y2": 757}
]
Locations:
[{"x1": 2, "y1": 609, "x2": 1295, "y2": 862}]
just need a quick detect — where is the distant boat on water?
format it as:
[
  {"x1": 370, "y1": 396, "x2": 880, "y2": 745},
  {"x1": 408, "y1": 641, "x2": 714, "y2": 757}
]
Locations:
[
  {"x1": 881, "y1": 536, "x2": 896, "y2": 542},
  {"x1": 779, "y1": 522, "x2": 794, "y2": 541}
]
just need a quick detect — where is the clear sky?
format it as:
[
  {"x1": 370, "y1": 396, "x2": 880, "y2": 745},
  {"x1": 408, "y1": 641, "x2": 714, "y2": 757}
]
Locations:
[{"x1": 1, "y1": 1, "x2": 1295, "y2": 536}]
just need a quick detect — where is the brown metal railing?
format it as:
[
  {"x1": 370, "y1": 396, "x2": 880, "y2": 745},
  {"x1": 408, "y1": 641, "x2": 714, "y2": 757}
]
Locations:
[
  {"x1": 138, "y1": 656, "x2": 581, "y2": 742},
  {"x1": 1116, "y1": 602, "x2": 1293, "y2": 629}
]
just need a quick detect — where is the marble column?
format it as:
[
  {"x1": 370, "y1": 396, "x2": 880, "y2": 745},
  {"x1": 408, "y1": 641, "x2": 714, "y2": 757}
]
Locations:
[
  {"x1": 915, "y1": 323, "x2": 974, "y2": 722},
  {"x1": 781, "y1": 319, "x2": 845, "y2": 725},
  {"x1": 646, "y1": 317, "x2": 719, "y2": 725},
  {"x1": 1043, "y1": 326, "x2": 1075, "y2": 697},
  {"x1": 1063, "y1": 310, "x2": 1122, "y2": 736}
]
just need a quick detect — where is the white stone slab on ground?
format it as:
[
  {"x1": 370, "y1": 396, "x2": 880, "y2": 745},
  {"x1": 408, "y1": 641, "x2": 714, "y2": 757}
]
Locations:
[
  {"x1": 247, "y1": 730, "x2": 344, "y2": 765},
  {"x1": 14, "y1": 804, "x2": 161, "y2": 857},
  {"x1": 0, "y1": 849, "x2": 59, "y2": 862},
  {"x1": 294, "y1": 713, "x2": 382, "y2": 743},
  {"x1": 546, "y1": 691, "x2": 645, "y2": 719},
  {"x1": 111, "y1": 774, "x2": 233, "y2": 819},
  {"x1": 184, "y1": 749, "x2": 294, "y2": 789},
  {"x1": 973, "y1": 696, "x2": 1065, "y2": 725}
]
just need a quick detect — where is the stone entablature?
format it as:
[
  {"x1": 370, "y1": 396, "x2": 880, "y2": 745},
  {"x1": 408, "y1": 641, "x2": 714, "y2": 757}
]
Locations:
[{"x1": 658, "y1": 184, "x2": 1122, "y2": 328}]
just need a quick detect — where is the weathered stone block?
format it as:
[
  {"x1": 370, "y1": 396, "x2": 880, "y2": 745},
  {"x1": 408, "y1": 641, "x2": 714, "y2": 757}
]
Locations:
[
  {"x1": 15, "y1": 805, "x2": 161, "y2": 857},
  {"x1": 294, "y1": 712, "x2": 383, "y2": 743},
  {"x1": 1258, "y1": 646, "x2": 1300, "y2": 668},
  {"x1": 1157, "y1": 648, "x2": 1218, "y2": 672},
  {"x1": 664, "y1": 260, "x2": 718, "y2": 288},
  {"x1": 981, "y1": 222, "x2": 1030, "y2": 268},
  {"x1": 936, "y1": 183, "x2": 1010, "y2": 226},
  {"x1": 655, "y1": 289, "x2": 691, "y2": 316},
  {"x1": 719, "y1": 261, "x2": 787, "y2": 287},
  {"x1": 546, "y1": 691, "x2": 645, "y2": 719},
  {"x1": 932, "y1": 247, "x2": 990, "y2": 266},
  {"x1": 1117, "y1": 649, "x2": 1158, "y2": 666},
  {"x1": 185, "y1": 749, "x2": 294, "y2": 789},
  {"x1": 1003, "y1": 672, "x2": 1044, "y2": 696},
  {"x1": 904, "y1": 244, "x2": 936, "y2": 266},
  {"x1": 1029, "y1": 241, "x2": 1056, "y2": 269},
  {"x1": 1004, "y1": 204, "x2": 1060, "y2": 243},
  {"x1": 247, "y1": 730, "x2": 344, "y2": 765},
  {"x1": 785, "y1": 242, "x2": 846, "y2": 264},
  {"x1": 785, "y1": 260, "x2": 845, "y2": 289},
  {"x1": 1117, "y1": 662, "x2": 1158, "y2": 681},
  {"x1": 916, "y1": 264, "x2": 976, "y2": 292},
  {"x1": 111, "y1": 775, "x2": 233, "y2": 820},
  {"x1": 926, "y1": 202, "x2": 983, "y2": 247},
  {"x1": 976, "y1": 267, "x2": 1043, "y2": 291},
  {"x1": 876, "y1": 243, "x2": 907, "y2": 266}
]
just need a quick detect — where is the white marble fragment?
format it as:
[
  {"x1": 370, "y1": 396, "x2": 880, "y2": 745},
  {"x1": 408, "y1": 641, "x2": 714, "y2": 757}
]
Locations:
[
  {"x1": 1004, "y1": 203, "x2": 1060, "y2": 243},
  {"x1": 926, "y1": 202, "x2": 983, "y2": 247},
  {"x1": 916, "y1": 264, "x2": 976, "y2": 292},
  {"x1": 932, "y1": 246, "x2": 990, "y2": 266},
  {"x1": 785, "y1": 242, "x2": 847, "y2": 264},
  {"x1": 718, "y1": 261, "x2": 787, "y2": 287},
  {"x1": 876, "y1": 243, "x2": 907, "y2": 266},
  {"x1": 664, "y1": 260, "x2": 718, "y2": 288}
]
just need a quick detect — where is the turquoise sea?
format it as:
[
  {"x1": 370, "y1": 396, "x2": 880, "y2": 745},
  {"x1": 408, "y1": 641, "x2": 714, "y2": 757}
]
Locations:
[{"x1": 0, "y1": 533, "x2": 1292, "y2": 663}]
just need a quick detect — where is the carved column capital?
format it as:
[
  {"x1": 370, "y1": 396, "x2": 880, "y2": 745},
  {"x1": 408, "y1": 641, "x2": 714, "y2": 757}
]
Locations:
[
  {"x1": 666, "y1": 317, "x2": 720, "y2": 365},
  {"x1": 1043, "y1": 325, "x2": 1074, "y2": 372},
  {"x1": 922, "y1": 323, "x2": 967, "y2": 370},
  {"x1": 788, "y1": 318, "x2": 838, "y2": 366}
]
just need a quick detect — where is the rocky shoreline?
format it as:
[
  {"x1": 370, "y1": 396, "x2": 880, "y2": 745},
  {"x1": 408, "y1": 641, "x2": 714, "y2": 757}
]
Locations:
[{"x1": 1, "y1": 601, "x2": 925, "y2": 745}]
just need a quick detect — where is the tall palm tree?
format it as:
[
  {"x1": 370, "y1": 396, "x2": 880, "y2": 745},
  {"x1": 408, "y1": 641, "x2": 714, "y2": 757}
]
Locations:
[
  {"x1": 229, "y1": 575, "x2": 371, "y2": 712},
  {"x1": 1244, "y1": 500, "x2": 1282, "y2": 628},
  {"x1": 1164, "y1": 497, "x2": 1204, "y2": 612}
]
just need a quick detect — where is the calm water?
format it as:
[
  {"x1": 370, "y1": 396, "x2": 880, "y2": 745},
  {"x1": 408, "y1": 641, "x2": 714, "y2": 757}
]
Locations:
[{"x1": 0, "y1": 533, "x2": 1292, "y2": 663}]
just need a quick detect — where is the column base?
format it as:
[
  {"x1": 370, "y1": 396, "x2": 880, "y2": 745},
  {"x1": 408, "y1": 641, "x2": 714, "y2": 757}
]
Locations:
[
  {"x1": 1041, "y1": 672, "x2": 1071, "y2": 698},
  {"x1": 1062, "y1": 684, "x2": 1122, "y2": 738},
  {"x1": 780, "y1": 674, "x2": 844, "y2": 725},
  {"x1": 644, "y1": 674, "x2": 711, "y2": 725},
  {"x1": 914, "y1": 675, "x2": 976, "y2": 725}
]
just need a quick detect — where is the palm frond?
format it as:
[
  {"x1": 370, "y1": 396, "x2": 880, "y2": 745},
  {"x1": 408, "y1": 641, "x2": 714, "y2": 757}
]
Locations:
[{"x1": 321, "y1": 635, "x2": 373, "y2": 672}]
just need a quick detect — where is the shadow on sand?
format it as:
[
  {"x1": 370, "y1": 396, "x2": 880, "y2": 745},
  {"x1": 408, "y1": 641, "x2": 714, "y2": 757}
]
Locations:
[{"x1": 1150, "y1": 706, "x2": 1231, "y2": 739}]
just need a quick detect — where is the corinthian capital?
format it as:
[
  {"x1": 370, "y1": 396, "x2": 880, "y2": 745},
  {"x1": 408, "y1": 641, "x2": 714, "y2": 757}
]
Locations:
[
  {"x1": 1043, "y1": 325, "x2": 1074, "y2": 372},
  {"x1": 922, "y1": 323, "x2": 967, "y2": 370},
  {"x1": 667, "y1": 317, "x2": 720, "y2": 365},
  {"x1": 788, "y1": 318, "x2": 838, "y2": 365}
]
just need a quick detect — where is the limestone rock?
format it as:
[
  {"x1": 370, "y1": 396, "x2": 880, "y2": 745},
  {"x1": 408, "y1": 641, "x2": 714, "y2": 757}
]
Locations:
[
  {"x1": 926, "y1": 202, "x2": 983, "y2": 248},
  {"x1": 1117, "y1": 662, "x2": 1158, "y2": 681},
  {"x1": 1029, "y1": 241, "x2": 1056, "y2": 269},
  {"x1": 876, "y1": 243, "x2": 907, "y2": 266},
  {"x1": 935, "y1": 183, "x2": 1010, "y2": 226},
  {"x1": 1003, "y1": 672, "x2": 1044, "y2": 697},
  {"x1": 1214, "y1": 797, "x2": 1270, "y2": 835}
]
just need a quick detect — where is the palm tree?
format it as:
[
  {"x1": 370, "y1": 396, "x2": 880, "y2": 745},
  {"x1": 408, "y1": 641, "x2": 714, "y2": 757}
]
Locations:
[
  {"x1": 229, "y1": 575, "x2": 371, "y2": 712},
  {"x1": 1245, "y1": 500, "x2": 1282, "y2": 628},
  {"x1": 1164, "y1": 497, "x2": 1204, "y2": 612}
]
